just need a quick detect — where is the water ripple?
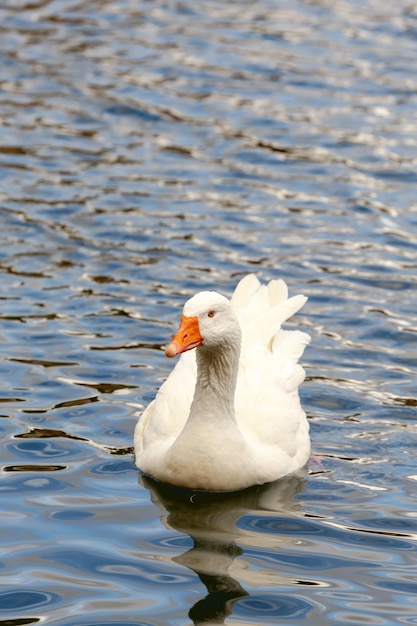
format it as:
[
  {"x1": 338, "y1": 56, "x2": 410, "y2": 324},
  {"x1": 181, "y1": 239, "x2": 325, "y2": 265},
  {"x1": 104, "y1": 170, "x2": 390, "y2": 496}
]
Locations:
[{"x1": 0, "y1": 590, "x2": 61, "y2": 612}]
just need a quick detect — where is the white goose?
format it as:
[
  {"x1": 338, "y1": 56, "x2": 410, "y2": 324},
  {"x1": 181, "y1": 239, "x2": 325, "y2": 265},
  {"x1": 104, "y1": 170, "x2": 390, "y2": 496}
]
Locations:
[{"x1": 134, "y1": 274, "x2": 310, "y2": 492}]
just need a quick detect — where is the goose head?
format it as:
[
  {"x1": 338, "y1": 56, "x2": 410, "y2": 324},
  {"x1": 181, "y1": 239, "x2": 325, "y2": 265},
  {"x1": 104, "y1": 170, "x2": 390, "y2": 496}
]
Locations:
[{"x1": 165, "y1": 291, "x2": 241, "y2": 358}]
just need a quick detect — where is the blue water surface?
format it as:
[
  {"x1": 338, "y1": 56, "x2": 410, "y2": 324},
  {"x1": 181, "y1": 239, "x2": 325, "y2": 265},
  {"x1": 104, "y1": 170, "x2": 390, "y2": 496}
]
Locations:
[{"x1": 0, "y1": 1, "x2": 417, "y2": 624}]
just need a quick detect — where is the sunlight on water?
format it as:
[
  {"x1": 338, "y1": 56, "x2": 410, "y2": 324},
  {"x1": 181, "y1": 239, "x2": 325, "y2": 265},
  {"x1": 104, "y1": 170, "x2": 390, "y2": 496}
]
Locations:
[{"x1": 0, "y1": 0, "x2": 416, "y2": 624}]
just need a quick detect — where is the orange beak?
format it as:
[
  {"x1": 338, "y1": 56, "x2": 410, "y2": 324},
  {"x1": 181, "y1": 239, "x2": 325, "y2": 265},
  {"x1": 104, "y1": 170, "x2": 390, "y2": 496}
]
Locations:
[{"x1": 165, "y1": 315, "x2": 203, "y2": 358}]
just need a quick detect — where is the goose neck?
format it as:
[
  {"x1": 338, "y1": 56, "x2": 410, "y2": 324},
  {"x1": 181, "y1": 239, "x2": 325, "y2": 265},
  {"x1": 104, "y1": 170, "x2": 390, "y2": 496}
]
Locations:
[{"x1": 190, "y1": 340, "x2": 240, "y2": 420}]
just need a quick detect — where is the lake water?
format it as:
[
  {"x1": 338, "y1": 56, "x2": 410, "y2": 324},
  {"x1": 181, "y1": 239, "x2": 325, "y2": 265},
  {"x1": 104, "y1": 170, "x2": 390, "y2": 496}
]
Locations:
[{"x1": 1, "y1": 1, "x2": 417, "y2": 624}]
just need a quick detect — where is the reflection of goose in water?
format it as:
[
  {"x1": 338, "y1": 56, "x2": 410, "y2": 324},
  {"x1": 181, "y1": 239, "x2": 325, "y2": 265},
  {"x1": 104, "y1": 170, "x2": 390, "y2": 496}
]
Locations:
[{"x1": 141, "y1": 471, "x2": 307, "y2": 625}]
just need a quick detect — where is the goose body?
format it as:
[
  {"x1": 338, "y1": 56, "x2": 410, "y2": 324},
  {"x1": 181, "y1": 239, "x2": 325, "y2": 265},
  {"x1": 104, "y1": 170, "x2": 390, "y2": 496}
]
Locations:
[{"x1": 134, "y1": 274, "x2": 310, "y2": 492}]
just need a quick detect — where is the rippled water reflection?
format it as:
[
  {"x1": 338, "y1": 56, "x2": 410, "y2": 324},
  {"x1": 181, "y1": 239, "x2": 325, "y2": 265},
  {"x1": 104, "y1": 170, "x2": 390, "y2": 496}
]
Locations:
[{"x1": 1, "y1": 0, "x2": 417, "y2": 624}]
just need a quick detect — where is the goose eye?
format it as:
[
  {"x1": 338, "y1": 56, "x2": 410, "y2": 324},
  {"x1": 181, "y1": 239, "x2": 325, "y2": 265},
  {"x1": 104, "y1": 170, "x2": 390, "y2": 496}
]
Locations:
[{"x1": 207, "y1": 310, "x2": 216, "y2": 318}]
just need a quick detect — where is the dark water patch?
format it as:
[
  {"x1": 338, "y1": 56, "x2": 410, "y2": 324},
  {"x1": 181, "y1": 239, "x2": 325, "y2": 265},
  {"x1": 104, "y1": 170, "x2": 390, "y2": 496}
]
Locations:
[
  {"x1": 3, "y1": 464, "x2": 67, "y2": 472},
  {"x1": 0, "y1": 590, "x2": 60, "y2": 612},
  {"x1": 236, "y1": 594, "x2": 313, "y2": 619},
  {"x1": 15, "y1": 427, "x2": 87, "y2": 441},
  {"x1": 53, "y1": 396, "x2": 99, "y2": 410},
  {"x1": 91, "y1": 460, "x2": 135, "y2": 475},
  {"x1": 9, "y1": 358, "x2": 78, "y2": 368},
  {"x1": 50, "y1": 510, "x2": 94, "y2": 521}
]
